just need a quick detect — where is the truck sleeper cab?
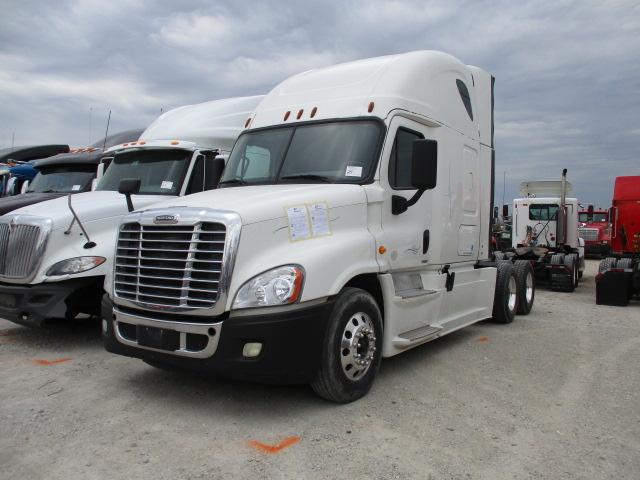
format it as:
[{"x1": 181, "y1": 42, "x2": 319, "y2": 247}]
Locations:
[
  {"x1": 0, "y1": 96, "x2": 263, "y2": 328},
  {"x1": 104, "y1": 51, "x2": 532, "y2": 403}
]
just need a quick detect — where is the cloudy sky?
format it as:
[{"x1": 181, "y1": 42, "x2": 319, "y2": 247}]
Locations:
[{"x1": 1, "y1": 0, "x2": 638, "y2": 206}]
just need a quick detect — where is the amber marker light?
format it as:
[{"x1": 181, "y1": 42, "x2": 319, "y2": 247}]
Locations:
[
  {"x1": 297, "y1": 109, "x2": 304, "y2": 119},
  {"x1": 244, "y1": 117, "x2": 251, "y2": 128},
  {"x1": 310, "y1": 106, "x2": 317, "y2": 118},
  {"x1": 284, "y1": 111, "x2": 291, "y2": 121},
  {"x1": 368, "y1": 102, "x2": 375, "y2": 113},
  {"x1": 139, "y1": 141, "x2": 146, "y2": 145},
  {"x1": 378, "y1": 246, "x2": 387, "y2": 254},
  {"x1": 170, "y1": 140, "x2": 179, "y2": 145}
]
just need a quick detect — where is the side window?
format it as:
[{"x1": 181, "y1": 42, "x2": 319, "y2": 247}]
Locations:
[
  {"x1": 186, "y1": 155, "x2": 205, "y2": 194},
  {"x1": 456, "y1": 79, "x2": 473, "y2": 121},
  {"x1": 388, "y1": 128, "x2": 423, "y2": 190},
  {"x1": 529, "y1": 204, "x2": 559, "y2": 221},
  {"x1": 241, "y1": 146, "x2": 271, "y2": 180}
]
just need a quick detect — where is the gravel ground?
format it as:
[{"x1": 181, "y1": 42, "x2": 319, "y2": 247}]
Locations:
[{"x1": 1, "y1": 259, "x2": 639, "y2": 480}]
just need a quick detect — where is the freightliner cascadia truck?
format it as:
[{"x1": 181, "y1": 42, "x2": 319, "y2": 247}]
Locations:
[
  {"x1": 0, "y1": 96, "x2": 262, "y2": 327},
  {"x1": 103, "y1": 51, "x2": 534, "y2": 403},
  {"x1": 596, "y1": 176, "x2": 640, "y2": 306}
]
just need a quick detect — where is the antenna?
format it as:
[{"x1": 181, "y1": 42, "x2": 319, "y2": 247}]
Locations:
[{"x1": 102, "y1": 110, "x2": 112, "y2": 151}]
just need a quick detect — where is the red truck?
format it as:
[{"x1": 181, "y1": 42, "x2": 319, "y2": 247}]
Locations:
[
  {"x1": 596, "y1": 176, "x2": 640, "y2": 306},
  {"x1": 578, "y1": 206, "x2": 611, "y2": 257}
]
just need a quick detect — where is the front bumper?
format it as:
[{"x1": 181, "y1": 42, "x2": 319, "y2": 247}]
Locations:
[
  {"x1": 584, "y1": 242, "x2": 610, "y2": 256},
  {"x1": 0, "y1": 277, "x2": 104, "y2": 327},
  {"x1": 103, "y1": 296, "x2": 335, "y2": 384}
]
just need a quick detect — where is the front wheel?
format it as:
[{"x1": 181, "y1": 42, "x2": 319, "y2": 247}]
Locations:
[{"x1": 311, "y1": 287, "x2": 383, "y2": 403}]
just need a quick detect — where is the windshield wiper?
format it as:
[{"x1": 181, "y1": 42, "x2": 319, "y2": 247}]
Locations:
[
  {"x1": 218, "y1": 178, "x2": 248, "y2": 186},
  {"x1": 38, "y1": 189, "x2": 58, "y2": 193},
  {"x1": 280, "y1": 174, "x2": 332, "y2": 183}
]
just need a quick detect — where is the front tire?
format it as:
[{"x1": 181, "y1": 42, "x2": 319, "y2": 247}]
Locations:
[{"x1": 311, "y1": 287, "x2": 383, "y2": 403}]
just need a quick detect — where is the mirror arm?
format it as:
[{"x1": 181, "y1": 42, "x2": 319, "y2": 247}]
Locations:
[{"x1": 392, "y1": 189, "x2": 425, "y2": 215}]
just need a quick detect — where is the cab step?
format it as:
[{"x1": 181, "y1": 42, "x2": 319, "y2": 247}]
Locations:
[{"x1": 393, "y1": 325, "x2": 443, "y2": 348}]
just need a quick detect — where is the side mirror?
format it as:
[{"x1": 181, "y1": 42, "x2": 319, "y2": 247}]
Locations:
[
  {"x1": 411, "y1": 139, "x2": 437, "y2": 190},
  {"x1": 392, "y1": 139, "x2": 437, "y2": 215},
  {"x1": 209, "y1": 155, "x2": 226, "y2": 189},
  {"x1": 118, "y1": 178, "x2": 141, "y2": 212},
  {"x1": 502, "y1": 204, "x2": 509, "y2": 218},
  {"x1": 493, "y1": 206, "x2": 499, "y2": 219}
]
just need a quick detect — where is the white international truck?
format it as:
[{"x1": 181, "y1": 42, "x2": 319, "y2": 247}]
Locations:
[
  {"x1": 0, "y1": 95, "x2": 263, "y2": 327},
  {"x1": 495, "y1": 170, "x2": 585, "y2": 293},
  {"x1": 103, "y1": 51, "x2": 533, "y2": 403}
]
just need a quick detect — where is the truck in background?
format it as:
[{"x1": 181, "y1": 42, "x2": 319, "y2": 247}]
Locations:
[
  {"x1": 596, "y1": 176, "x2": 640, "y2": 306},
  {"x1": 103, "y1": 51, "x2": 534, "y2": 403},
  {"x1": 0, "y1": 129, "x2": 143, "y2": 216},
  {"x1": 495, "y1": 170, "x2": 585, "y2": 293},
  {"x1": 0, "y1": 144, "x2": 70, "y2": 196},
  {"x1": 578, "y1": 206, "x2": 611, "y2": 257},
  {"x1": 0, "y1": 95, "x2": 263, "y2": 327}
]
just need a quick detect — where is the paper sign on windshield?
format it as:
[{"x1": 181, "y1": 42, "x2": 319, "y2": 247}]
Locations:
[
  {"x1": 161, "y1": 180, "x2": 173, "y2": 190},
  {"x1": 345, "y1": 165, "x2": 362, "y2": 177},
  {"x1": 71, "y1": 185, "x2": 81, "y2": 191}
]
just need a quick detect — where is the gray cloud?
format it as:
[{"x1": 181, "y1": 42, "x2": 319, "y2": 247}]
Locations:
[{"x1": 1, "y1": 0, "x2": 638, "y2": 206}]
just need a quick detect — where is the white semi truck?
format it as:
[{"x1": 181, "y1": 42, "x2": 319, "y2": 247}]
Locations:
[
  {"x1": 103, "y1": 51, "x2": 533, "y2": 403},
  {"x1": 495, "y1": 170, "x2": 585, "y2": 294},
  {"x1": 0, "y1": 95, "x2": 263, "y2": 327}
]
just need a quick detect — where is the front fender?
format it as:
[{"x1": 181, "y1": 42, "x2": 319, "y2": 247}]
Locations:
[{"x1": 227, "y1": 203, "x2": 379, "y2": 310}]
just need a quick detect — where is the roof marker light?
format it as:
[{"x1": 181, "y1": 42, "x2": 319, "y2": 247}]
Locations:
[
  {"x1": 170, "y1": 140, "x2": 179, "y2": 145},
  {"x1": 284, "y1": 111, "x2": 291, "y2": 121},
  {"x1": 368, "y1": 102, "x2": 375, "y2": 113},
  {"x1": 244, "y1": 117, "x2": 251, "y2": 128},
  {"x1": 123, "y1": 143, "x2": 129, "y2": 147},
  {"x1": 139, "y1": 141, "x2": 146, "y2": 145},
  {"x1": 310, "y1": 107, "x2": 317, "y2": 118},
  {"x1": 297, "y1": 109, "x2": 303, "y2": 120}
]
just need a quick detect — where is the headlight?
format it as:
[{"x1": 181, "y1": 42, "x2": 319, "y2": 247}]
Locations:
[
  {"x1": 233, "y1": 265, "x2": 304, "y2": 310},
  {"x1": 46, "y1": 256, "x2": 106, "y2": 276}
]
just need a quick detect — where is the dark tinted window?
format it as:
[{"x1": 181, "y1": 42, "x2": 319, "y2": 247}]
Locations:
[
  {"x1": 27, "y1": 165, "x2": 95, "y2": 193},
  {"x1": 456, "y1": 79, "x2": 473, "y2": 121},
  {"x1": 529, "y1": 204, "x2": 559, "y2": 221},
  {"x1": 388, "y1": 128, "x2": 423, "y2": 189}
]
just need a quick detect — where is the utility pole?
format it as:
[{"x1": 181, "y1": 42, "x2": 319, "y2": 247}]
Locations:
[
  {"x1": 502, "y1": 171, "x2": 506, "y2": 208},
  {"x1": 11, "y1": 132, "x2": 15, "y2": 151}
]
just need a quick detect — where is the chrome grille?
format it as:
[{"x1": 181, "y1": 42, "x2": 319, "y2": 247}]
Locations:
[
  {"x1": 0, "y1": 224, "x2": 42, "y2": 278},
  {"x1": 114, "y1": 221, "x2": 226, "y2": 309},
  {"x1": 579, "y1": 227, "x2": 598, "y2": 241}
]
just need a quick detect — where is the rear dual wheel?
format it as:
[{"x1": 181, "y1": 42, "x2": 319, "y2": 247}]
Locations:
[
  {"x1": 513, "y1": 260, "x2": 535, "y2": 315},
  {"x1": 492, "y1": 262, "x2": 518, "y2": 323}
]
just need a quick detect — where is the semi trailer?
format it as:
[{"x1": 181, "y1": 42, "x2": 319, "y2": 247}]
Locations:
[
  {"x1": 596, "y1": 176, "x2": 640, "y2": 306},
  {"x1": 0, "y1": 96, "x2": 263, "y2": 327},
  {"x1": 578, "y1": 206, "x2": 611, "y2": 257},
  {"x1": 495, "y1": 170, "x2": 585, "y2": 293},
  {"x1": 103, "y1": 51, "x2": 535, "y2": 403}
]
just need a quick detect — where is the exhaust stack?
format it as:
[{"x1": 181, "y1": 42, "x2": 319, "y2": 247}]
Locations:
[{"x1": 557, "y1": 168, "x2": 567, "y2": 245}]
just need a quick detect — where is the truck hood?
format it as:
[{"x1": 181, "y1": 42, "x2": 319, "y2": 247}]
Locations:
[
  {"x1": 6, "y1": 191, "x2": 174, "y2": 231},
  {"x1": 0, "y1": 192, "x2": 66, "y2": 216},
  {"x1": 137, "y1": 184, "x2": 368, "y2": 225}
]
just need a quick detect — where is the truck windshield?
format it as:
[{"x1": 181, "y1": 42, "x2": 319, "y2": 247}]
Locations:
[
  {"x1": 219, "y1": 120, "x2": 383, "y2": 186},
  {"x1": 96, "y1": 149, "x2": 192, "y2": 195},
  {"x1": 579, "y1": 212, "x2": 608, "y2": 223},
  {"x1": 26, "y1": 166, "x2": 95, "y2": 193}
]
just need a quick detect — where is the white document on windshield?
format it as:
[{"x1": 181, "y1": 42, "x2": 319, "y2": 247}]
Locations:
[
  {"x1": 286, "y1": 206, "x2": 311, "y2": 241},
  {"x1": 308, "y1": 202, "x2": 331, "y2": 236}
]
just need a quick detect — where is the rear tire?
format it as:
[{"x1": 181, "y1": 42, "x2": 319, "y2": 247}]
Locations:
[
  {"x1": 492, "y1": 262, "x2": 518, "y2": 324},
  {"x1": 599, "y1": 257, "x2": 617, "y2": 273},
  {"x1": 311, "y1": 287, "x2": 383, "y2": 403},
  {"x1": 513, "y1": 260, "x2": 535, "y2": 315},
  {"x1": 550, "y1": 254, "x2": 575, "y2": 292},
  {"x1": 617, "y1": 258, "x2": 633, "y2": 270}
]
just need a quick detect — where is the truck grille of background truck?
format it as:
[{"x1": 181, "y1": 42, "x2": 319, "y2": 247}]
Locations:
[
  {"x1": 114, "y1": 222, "x2": 226, "y2": 309},
  {"x1": 578, "y1": 227, "x2": 598, "y2": 241},
  {"x1": 0, "y1": 224, "x2": 42, "y2": 279}
]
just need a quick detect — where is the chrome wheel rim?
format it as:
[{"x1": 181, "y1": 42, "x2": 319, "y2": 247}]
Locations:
[
  {"x1": 525, "y1": 271, "x2": 534, "y2": 303},
  {"x1": 507, "y1": 276, "x2": 517, "y2": 312},
  {"x1": 340, "y1": 312, "x2": 376, "y2": 380}
]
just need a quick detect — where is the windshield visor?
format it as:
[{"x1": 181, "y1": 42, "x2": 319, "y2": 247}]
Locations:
[
  {"x1": 96, "y1": 149, "x2": 192, "y2": 195},
  {"x1": 27, "y1": 166, "x2": 95, "y2": 193},
  {"x1": 220, "y1": 120, "x2": 383, "y2": 186}
]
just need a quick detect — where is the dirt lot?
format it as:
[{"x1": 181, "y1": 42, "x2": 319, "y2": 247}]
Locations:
[{"x1": 1, "y1": 259, "x2": 639, "y2": 480}]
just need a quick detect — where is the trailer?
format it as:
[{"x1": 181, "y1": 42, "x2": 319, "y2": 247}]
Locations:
[
  {"x1": 103, "y1": 51, "x2": 536, "y2": 403},
  {"x1": 495, "y1": 170, "x2": 585, "y2": 293},
  {"x1": 596, "y1": 176, "x2": 640, "y2": 306}
]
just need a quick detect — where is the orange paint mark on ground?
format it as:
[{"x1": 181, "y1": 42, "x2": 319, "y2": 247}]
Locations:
[
  {"x1": 32, "y1": 358, "x2": 72, "y2": 366},
  {"x1": 248, "y1": 436, "x2": 301, "y2": 454},
  {"x1": 477, "y1": 336, "x2": 489, "y2": 343}
]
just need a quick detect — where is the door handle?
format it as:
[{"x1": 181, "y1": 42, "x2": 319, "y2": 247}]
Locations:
[{"x1": 423, "y1": 229, "x2": 430, "y2": 254}]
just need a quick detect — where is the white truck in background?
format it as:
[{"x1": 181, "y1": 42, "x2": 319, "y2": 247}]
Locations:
[
  {"x1": 495, "y1": 170, "x2": 585, "y2": 293},
  {"x1": 103, "y1": 51, "x2": 535, "y2": 403},
  {"x1": 0, "y1": 95, "x2": 263, "y2": 327}
]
